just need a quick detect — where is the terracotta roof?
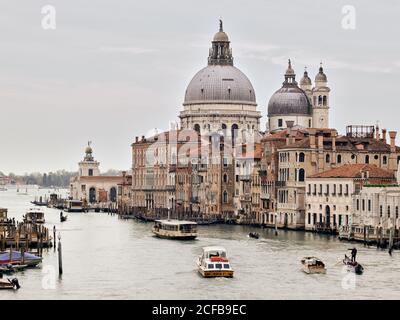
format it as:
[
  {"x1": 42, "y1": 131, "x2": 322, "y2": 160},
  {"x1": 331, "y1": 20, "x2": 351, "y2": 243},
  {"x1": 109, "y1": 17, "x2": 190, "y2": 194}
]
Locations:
[
  {"x1": 309, "y1": 164, "x2": 394, "y2": 179},
  {"x1": 77, "y1": 176, "x2": 124, "y2": 182}
]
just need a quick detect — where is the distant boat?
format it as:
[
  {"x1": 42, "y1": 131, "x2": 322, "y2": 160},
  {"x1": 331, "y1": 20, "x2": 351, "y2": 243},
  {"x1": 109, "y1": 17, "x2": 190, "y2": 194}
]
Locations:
[
  {"x1": 248, "y1": 232, "x2": 260, "y2": 239},
  {"x1": 17, "y1": 188, "x2": 28, "y2": 195},
  {"x1": 23, "y1": 208, "x2": 45, "y2": 224}
]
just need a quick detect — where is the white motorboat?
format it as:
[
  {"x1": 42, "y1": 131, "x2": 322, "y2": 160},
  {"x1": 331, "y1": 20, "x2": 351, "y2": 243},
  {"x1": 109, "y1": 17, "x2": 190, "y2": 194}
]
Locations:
[
  {"x1": 197, "y1": 247, "x2": 234, "y2": 278},
  {"x1": 301, "y1": 256, "x2": 327, "y2": 274}
]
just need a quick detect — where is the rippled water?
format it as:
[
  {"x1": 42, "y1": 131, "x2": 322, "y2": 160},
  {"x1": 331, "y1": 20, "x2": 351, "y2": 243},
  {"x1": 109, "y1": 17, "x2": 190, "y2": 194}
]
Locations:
[{"x1": 0, "y1": 187, "x2": 399, "y2": 300}]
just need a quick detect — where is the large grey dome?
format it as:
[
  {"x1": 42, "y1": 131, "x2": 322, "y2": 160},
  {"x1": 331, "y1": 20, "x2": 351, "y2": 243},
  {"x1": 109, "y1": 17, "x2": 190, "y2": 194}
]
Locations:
[
  {"x1": 184, "y1": 65, "x2": 257, "y2": 106},
  {"x1": 268, "y1": 86, "x2": 311, "y2": 116}
]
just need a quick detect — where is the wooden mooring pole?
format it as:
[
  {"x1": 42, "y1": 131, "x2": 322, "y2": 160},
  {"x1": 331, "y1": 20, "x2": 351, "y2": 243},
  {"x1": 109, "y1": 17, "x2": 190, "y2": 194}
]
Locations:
[
  {"x1": 53, "y1": 226, "x2": 56, "y2": 250},
  {"x1": 57, "y1": 233, "x2": 63, "y2": 276}
]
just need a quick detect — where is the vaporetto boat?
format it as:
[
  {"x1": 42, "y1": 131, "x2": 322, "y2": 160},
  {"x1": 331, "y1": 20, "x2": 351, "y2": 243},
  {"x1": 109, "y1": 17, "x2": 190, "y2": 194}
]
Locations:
[{"x1": 152, "y1": 219, "x2": 198, "y2": 240}]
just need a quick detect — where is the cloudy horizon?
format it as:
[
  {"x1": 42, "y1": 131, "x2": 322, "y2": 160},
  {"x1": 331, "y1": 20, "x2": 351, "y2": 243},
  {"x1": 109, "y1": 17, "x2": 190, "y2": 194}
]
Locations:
[{"x1": 1, "y1": 0, "x2": 400, "y2": 174}]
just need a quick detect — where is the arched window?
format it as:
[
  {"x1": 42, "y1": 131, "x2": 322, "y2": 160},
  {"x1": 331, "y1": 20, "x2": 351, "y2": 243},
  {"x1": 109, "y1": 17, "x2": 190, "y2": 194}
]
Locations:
[
  {"x1": 110, "y1": 187, "x2": 117, "y2": 202},
  {"x1": 223, "y1": 174, "x2": 228, "y2": 183},
  {"x1": 299, "y1": 169, "x2": 305, "y2": 182},
  {"x1": 223, "y1": 191, "x2": 228, "y2": 203},
  {"x1": 299, "y1": 152, "x2": 305, "y2": 162},
  {"x1": 221, "y1": 123, "x2": 227, "y2": 135},
  {"x1": 337, "y1": 154, "x2": 342, "y2": 163},
  {"x1": 383, "y1": 156, "x2": 387, "y2": 165},
  {"x1": 326, "y1": 154, "x2": 330, "y2": 163},
  {"x1": 231, "y1": 124, "x2": 239, "y2": 146},
  {"x1": 365, "y1": 155, "x2": 369, "y2": 164},
  {"x1": 193, "y1": 124, "x2": 200, "y2": 134},
  {"x1": 318, "y1": 95, "x2": 323, "y2": 105},
  {"x1": 323, "y1": 96, "x2": 327, "y2": 106}
]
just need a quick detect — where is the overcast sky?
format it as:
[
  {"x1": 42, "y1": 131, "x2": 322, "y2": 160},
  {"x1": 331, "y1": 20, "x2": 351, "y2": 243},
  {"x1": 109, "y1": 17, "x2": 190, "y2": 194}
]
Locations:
[{"x1": 1, "y1": 0, "x2": 399, "y2": 174}]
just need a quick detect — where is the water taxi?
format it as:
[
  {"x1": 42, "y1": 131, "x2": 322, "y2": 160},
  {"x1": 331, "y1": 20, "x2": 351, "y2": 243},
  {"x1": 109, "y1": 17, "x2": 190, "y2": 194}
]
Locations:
[
  {"x1": 197, "y1": 247, "x2": 234, "y2": 278},
  {"x1": 152, "y1": 219, "x2": 197, "y2": 240},
  {"x1": 301, "y1": 256, "x2": 327, "y2": 274},
  {"x1": 23, "y1": 208, "x2": 45, "y2": 224}
]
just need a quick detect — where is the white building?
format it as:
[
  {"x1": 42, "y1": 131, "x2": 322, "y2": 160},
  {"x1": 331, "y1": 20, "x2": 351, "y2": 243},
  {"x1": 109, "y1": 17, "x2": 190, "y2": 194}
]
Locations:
[
  {"x1": 70, "y1": 144, "x2": 122, "y2": 204},
  {"x1": 305, "y1": 164, "x2": 395, "y2": 232}
]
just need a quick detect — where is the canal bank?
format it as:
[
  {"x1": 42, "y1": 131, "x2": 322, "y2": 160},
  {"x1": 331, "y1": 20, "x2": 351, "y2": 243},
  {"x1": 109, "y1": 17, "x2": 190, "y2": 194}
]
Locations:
[{"x1": 1, "y1": 187, "x2": 400, "y2": 299}]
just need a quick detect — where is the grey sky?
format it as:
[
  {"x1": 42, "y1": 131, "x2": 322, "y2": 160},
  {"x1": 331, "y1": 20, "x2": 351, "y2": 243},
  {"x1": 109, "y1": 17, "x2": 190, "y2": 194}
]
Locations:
[{"x1": 1, "y1": 0, "x2": 399, "y2": 174}]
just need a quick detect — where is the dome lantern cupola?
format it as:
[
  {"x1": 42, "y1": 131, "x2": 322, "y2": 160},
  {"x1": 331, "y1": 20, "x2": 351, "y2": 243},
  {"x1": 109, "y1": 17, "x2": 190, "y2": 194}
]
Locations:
[
  {"x1": 208, "y1": 20, "x2": 233, "y2": 66},
  {"x1": 300, "y1": 67, "x2": 312, "y2": 86}
]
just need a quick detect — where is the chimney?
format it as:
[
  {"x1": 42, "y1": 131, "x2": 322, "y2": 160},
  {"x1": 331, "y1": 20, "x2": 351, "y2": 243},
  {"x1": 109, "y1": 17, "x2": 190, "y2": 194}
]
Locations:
[
  {"x1": 389, "y1": 131, "x2": 397, "y2": 153},
  {"x1": 318, "y1": 134, "x2": 324, "y2": 151},
  {"x1": 286, "y1": 121, "x2": 295, "y2": 145},
  {"x1": 382, "y1": 129, "x2": 387, "y2": 142},
  {"x1": 332, "y1": 130, "x2": 337, "y2": 152},
  {"x1": 309, "y1": 128, "x2": 317, "y2": 149},
  {"x1": 376, "y1": 125, "x2": 380, "y2": 140}
]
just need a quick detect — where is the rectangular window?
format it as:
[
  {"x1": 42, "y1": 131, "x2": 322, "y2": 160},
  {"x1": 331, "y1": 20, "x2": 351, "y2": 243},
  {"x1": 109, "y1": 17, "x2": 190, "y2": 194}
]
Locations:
[
  {"x1": 223, "y1": 264, "x2": 230, "y2": 269},
  {"x1": 207, "y1": 264, "x2": 214, "y2": 269},
  {"x1": 215, "y1": 264, "x2": 223, "y2": 269},
  {"x1": 362, "y1": 200, "x2": 365, "y2": 211},
  {"x1": 278, "y1": 119, "x2": 283, "y2": 127},
  {"x1": 388, "y1": 206, "x2": 391, "y2": 218},
  {"x1": 380, "y1": 205, "x2": 383, "y2": 217},
  {"x1": 88, "y1": 169, "x2": 93, "y2": 176},
  {"x1": 368, "y1": 200, "x2": 371, "y2": 212},
  {"x1": 308, "y1": 213, "x2": 311, "y2": 224}
]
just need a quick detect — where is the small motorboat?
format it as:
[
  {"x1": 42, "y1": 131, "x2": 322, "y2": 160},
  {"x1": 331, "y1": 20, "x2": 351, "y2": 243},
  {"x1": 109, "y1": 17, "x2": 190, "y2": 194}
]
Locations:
[
  {"x1": 301, "y1": 256, "x2": 327, "y2": 274},
  {"x1": 343, "y1": 255, "x2": 364, "y2": 275},
  {"x1": 197, "y1": 247, "x2": 234, "y2": 278},
  {"x1": 0, "y1": 264, "x2": 28, "y2": 274},
  {"x1": 248, "y1": 232, "x2": 260, "y2": 239},
  {"x1": 0, "y1": 278, "x2": 20, "y2": 290}
]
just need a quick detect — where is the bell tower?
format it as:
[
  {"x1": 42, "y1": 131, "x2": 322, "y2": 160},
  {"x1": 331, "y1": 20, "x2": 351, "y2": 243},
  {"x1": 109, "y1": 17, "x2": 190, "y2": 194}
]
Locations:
[
  {"x1": 78, "y1": 141, "x2": 100, "y2": 177},
  {"x1": 312, "y1": 63, "x2": 330, "y2": 128}
]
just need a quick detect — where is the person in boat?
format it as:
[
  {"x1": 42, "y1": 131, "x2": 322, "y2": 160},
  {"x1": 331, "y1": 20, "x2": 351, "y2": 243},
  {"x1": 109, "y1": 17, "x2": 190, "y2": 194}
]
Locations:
[
  {"x1": 348, "y1": 247, "x2": 357, "y2": 262},
  {"x1": 60, "y1": 211, "x2": 63, "y2": 219}
]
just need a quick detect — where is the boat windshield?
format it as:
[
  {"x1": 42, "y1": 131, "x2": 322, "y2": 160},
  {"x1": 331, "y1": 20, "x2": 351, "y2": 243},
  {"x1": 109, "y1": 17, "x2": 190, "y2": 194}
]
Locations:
[
  {"x1": 179, "y1": 224, "x2": 197, "y2": 233},
  {"x1": 207, "y1": 251, "x2": 226, "y2": 258}
]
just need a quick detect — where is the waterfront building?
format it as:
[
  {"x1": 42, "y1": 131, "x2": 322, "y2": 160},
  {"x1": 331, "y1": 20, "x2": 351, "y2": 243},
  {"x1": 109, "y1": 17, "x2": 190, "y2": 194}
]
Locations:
[
  {"x1": 117, "y1": 171, "x2": 132, "y2": 214},
  {"x1": 259, "y1": 125, "x2": 400, "y2": 230},
  {"x1": 351, "y1": 167, "x2": 400, "y2": 242},
  {"x1": 126, "y1": 21, "x2": 400, "y2": 230},
  {"x1": 306, "y1": 164, "x2": 395, "y2": 233},
  {"x1": 70, "y1": 144, "x2": 123, "y2": 205}
]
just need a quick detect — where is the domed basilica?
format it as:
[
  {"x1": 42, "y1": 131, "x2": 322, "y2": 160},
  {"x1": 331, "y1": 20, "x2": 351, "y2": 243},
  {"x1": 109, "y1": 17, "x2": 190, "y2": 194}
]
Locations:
[
  {"x1": 180, "y1": 21, "x2": 331, "y2": 136},
  {"x1": 179, "y1": 20, "x2": 261, "y2": 139}
]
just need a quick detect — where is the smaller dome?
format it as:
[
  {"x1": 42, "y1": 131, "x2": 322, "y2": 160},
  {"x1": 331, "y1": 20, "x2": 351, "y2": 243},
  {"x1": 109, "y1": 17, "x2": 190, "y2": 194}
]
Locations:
[
  {"x1": 315, "y1": 65, "x2": 327, "y2": 82},
  {"x1": 85, "y1": 146, "x2": 92, "y2": 154},
  {"x1": 300, "y1": 70, "x2": 312, "y2": 86},
  {"x1": 213, "y1": 31, "x2": 229, "y2": 42}
]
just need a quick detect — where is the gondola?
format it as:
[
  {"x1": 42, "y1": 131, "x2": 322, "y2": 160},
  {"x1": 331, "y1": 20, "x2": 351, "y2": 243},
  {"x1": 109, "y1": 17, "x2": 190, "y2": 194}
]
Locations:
[
  {"x1": 0, "y1": 278, "x2": 20, "y2": 290},
  {"x1": 60, "y1": 214, "x2": 68, "y2": 222},
  {"x1": 343, "y1": 255, "x2": 364, "y2": 275}
]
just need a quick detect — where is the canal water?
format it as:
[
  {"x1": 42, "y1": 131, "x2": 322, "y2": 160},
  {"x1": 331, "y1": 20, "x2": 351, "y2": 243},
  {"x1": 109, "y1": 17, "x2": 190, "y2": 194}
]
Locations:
[{"x1": 0, "y1": 187, "x2": 399, "y2": 300}]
